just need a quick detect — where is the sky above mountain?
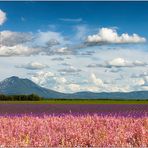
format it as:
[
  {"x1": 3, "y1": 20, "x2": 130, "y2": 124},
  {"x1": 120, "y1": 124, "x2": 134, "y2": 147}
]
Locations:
[{"x1": 0, "y1": 2, "x2": 148, "y2": 93}]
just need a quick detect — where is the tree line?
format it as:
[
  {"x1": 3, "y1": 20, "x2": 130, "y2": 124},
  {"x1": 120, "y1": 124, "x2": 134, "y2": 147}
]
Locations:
[
  {"x1": 0, "y1": 94, "x2": 147, "y2": 101},
  {"x1": 0, "y1": 94, "x2": 43, "y2": 101}
]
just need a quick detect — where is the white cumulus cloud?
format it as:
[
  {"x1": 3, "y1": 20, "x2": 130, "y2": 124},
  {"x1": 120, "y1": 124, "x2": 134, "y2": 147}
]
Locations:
[
  {"x1": 91, "y1": 73, "x2": 104, "y2": 86},
  {"x1": 107, "y1": 58, "x2": 147, "y2": 68},
  {"x1": 16, "y1": 62, "x2": 49, "y2": 70},
  {"x1": 0, "y1": 30, "x2": 69, "y2": 57},
  {"x1": 58, "y1": 66, "x2": 82, "y2": 74},
  {"x1": 0, "y1": 45, "x2": 41, "y2": 57},
  {"x1": 87, "y1": 58, "x2": 148, "y2": 68},
  {"x1": 0, "y1": 9, "x2": 7, "y2": 25},
  {"x1": 0, "y1": 30, "x2": 32, "y2": 46},
  {"x1": 31, "y1": 71, "x2": 54, "y2": 86},
  {"x1": 86, "y1": 27, "x2": 146, "y2": 45},
  {"x1": 33, "y1": 31, "x2": 65, "y2": 47},
  {"x1": 67, "y1": 83, "x2": 81, "y2": 92}
]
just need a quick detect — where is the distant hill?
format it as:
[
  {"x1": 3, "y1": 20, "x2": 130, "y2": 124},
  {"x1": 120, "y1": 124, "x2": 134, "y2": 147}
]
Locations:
[
  {"x1": 0, "y1": 76, "x2": 66, "y2": 98},
  {"x1": 0, "y1": 76, "x2": 148, "y2": 100},
  {"x1": 68, "y1": 91, "x2": 148, "y2": 99}
]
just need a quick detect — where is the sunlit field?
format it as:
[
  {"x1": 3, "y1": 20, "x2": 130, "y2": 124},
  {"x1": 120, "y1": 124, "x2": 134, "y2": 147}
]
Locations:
[
  {"x1": 0, "y1": 114, "x2": 147, "y2": 147},
  {"x1": 0, "y1": 102, "x2": 147, "y2": 147},
  {"x1": 0, "y1": 99, "x2": 148, "y2": 104}
]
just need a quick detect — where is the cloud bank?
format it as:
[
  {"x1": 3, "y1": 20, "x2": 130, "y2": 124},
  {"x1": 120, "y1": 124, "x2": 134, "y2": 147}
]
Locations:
[
  {"x1": 87, "y1": 58, "x2": 148, "y2": 68},
  {"x1": 0, "y1": 27, "x2": 146, "y2": 57},
  {"x1": 0, "y1": 30, "x2": 69, "y2": 56}
]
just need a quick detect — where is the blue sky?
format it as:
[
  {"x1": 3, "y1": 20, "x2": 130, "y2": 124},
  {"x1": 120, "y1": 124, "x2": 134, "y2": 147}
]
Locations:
[
  {"x1": 1, "y1": 2, "x2": 148, "y2": 36},
  {"x1": 0, "y1": 2, "x2": 148, "y2": 92}
]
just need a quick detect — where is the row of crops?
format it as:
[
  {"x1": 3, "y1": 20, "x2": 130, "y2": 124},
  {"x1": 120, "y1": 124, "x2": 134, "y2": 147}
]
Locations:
[
  {"x1": 0, "y1": 104, "x2": 147, "y2": 147},
  {"x1": 0, "y1": 114, "x2": 147, "y2": 147}
]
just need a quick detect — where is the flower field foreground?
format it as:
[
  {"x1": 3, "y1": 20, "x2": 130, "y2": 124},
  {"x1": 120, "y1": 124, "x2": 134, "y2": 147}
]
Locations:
[{"x1": 0, "y1": 115, "x2": 147, "y2": 147}]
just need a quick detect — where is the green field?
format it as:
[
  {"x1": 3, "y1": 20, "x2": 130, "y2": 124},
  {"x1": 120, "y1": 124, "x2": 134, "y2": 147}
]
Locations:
[{"x1": 0, "y1": 99, "x2": 148, "y2": 104}]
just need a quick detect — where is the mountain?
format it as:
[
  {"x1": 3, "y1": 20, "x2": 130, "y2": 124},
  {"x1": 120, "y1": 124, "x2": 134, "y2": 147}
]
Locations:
[
  {"x1": 68, "y1": 91, "x2": 148, "y2": 99},
  {"x1": 0, "y1": 76, "x2": 66, "y2": 98},
  {"x1": 0, "y1": 76, "x2": 148, "y2": 99}
]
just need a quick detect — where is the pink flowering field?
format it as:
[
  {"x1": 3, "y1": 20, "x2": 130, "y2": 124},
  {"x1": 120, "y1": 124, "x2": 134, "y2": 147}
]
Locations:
[{"x1": 0, "y1": 114, "x2": 147, "y2": 147}]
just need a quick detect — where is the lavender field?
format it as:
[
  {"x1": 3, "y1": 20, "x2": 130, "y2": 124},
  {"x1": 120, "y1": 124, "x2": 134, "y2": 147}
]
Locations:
[
  {"x1": 0, "y1": 104, "x2": 148, "y2": 147},
  {"x1": 0, "y1": 104, "x2": 147, "y2": 117}
]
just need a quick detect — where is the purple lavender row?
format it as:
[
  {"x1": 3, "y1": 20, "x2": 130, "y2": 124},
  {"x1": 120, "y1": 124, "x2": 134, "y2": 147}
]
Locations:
[{"x1": 0, "y1": 104, "x2": 147, "y2": 118}]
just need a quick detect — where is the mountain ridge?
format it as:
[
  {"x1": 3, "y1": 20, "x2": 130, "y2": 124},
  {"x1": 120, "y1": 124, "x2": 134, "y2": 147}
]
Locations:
[
  {"x1": 0, "y1": 76, "x2": 66, "y2": 98},
  {"x1": 0, "y1": 76, "x2": 148, "y2": 99}
]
